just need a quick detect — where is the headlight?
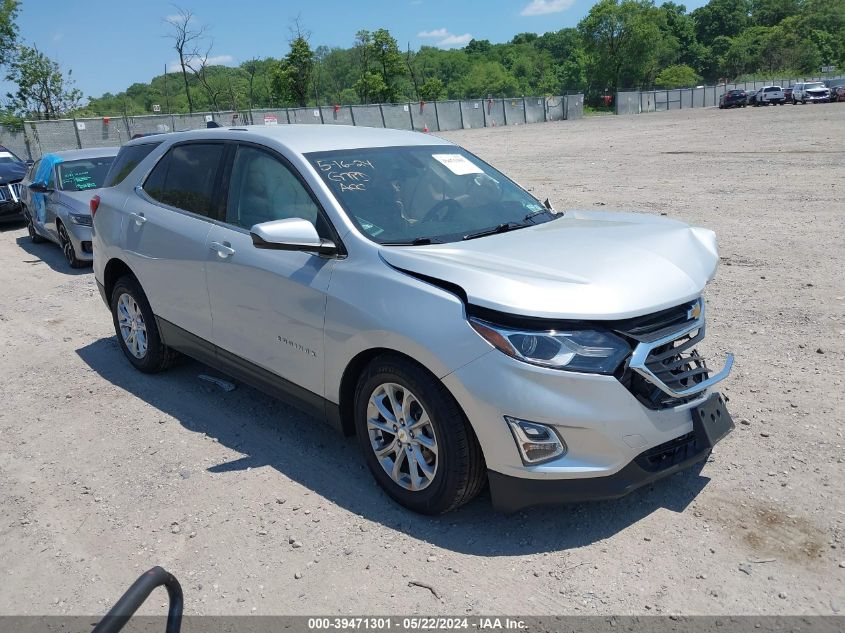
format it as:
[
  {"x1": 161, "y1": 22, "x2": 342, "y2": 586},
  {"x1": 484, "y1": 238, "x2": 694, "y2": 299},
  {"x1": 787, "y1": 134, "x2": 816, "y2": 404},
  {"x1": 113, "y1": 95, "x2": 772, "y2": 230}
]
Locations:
[
  {"x1": 69, "y1": 213, "x2": 93, "y2": 226},
  {"x1": 469, "y1": 317, "x2": 630, "y2": 374}
]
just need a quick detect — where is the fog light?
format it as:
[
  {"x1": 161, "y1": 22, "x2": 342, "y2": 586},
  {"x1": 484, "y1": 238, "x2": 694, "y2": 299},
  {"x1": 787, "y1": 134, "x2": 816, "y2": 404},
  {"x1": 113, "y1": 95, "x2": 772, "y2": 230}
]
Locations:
[{"x1": 504, "y1": 416, "x2": 566, "y2": 465}]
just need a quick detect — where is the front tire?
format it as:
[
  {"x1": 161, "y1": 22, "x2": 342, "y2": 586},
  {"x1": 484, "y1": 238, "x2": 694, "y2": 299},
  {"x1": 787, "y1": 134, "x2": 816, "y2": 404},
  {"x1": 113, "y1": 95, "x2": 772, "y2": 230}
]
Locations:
[
  {"x1": 57, "y1": 221, "x2": 86, "y2": 269},
  {"x1": 110, "y1": 275, "x2": 178, "y2": 373},
  {"x1": 26, "y1": 214, "x2": 45, "y2": 243},
  {"x1": 354, "y1": 354, "x2": 486, "y2": 514}
]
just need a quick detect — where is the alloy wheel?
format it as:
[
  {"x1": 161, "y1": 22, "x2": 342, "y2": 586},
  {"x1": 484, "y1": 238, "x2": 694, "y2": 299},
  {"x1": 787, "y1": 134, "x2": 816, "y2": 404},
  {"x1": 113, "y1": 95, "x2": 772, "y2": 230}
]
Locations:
[
  {"x1": 116, "y1": 292, "x2": 148, "y2": 359},
  {"x1": 58, "y1": 224, "x2": 75, "y2": 265},
  {"x1": 366, "y1": 382, "x2": 438, "y2": 491}
]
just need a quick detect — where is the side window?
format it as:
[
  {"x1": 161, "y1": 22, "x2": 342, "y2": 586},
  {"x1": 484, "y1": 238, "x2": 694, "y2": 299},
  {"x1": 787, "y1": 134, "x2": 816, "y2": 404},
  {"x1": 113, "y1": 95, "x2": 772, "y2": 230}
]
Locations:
[
  {"x1": 46, "y1": 165, "x2": 56, "y2": 189},
  {"x1": 103, "y1": 142, "x2": 161, "y2": 188},
  {"x1": 143, "y1": 143, "x2": 224, "y2": 217},
  {"x1": 226, "y1": 145, "x2": 321, "y2": 231}
]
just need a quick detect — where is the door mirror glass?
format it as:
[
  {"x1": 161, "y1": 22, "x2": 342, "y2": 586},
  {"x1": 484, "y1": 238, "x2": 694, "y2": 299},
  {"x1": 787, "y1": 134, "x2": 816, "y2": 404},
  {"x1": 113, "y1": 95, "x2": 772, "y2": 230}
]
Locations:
[{"x1": 250, "y1": 218, "x2": 337, "y2": 256}]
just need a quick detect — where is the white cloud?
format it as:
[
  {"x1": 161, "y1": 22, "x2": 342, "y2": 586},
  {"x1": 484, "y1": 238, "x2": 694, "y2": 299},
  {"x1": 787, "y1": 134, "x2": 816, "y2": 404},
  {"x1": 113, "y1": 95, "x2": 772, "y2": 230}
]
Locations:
[
  {"x1": 417, "y1": 28, "x2": 449, "y2": 38},
  {"x1": 437, "y1": 33, "x2": 473, "y2": 47},
  {"x1": 166, "y1": 54, "x2": 234, "y2": 73},
  {"x1": 520, "y1": 0, "x2": 574, "y2": 16},
  {"x1": 418, "y1": 28, "x2": 473, "y2": 48}
]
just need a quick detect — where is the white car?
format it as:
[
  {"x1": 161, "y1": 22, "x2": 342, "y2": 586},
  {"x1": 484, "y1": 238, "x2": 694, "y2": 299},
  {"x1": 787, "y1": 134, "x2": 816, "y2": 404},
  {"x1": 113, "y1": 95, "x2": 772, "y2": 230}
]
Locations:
[
  {"x1": 792, "y1": 82, "x2": 830, "y2": 104},
  {"x1": 754, "y1": 86, "x2": 785, "y2": 105}
]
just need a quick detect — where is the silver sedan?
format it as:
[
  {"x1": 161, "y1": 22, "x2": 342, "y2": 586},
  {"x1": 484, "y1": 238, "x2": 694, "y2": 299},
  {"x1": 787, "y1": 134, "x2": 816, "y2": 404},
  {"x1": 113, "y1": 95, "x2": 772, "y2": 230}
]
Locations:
[{"x1": 21, "y1": 147, "x2": 118, "y2": 268}]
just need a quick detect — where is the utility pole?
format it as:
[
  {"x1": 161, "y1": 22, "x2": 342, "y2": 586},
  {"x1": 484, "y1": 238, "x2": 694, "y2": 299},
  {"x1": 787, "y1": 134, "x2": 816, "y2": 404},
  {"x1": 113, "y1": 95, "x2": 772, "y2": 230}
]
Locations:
[{"x1": 164, "y1": 64, "x2": 171, "y2": 114}]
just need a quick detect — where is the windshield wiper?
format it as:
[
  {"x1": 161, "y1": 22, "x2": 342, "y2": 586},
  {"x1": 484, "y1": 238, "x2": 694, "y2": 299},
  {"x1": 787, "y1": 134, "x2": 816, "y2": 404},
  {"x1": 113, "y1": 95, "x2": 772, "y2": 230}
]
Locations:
[
  {"x1": 523, "y1": 198, "x2": 564, "y2": 223},
  {"x1": 382, "y1": 237, "x2": 439, "y2": 246},
  {"x1": 462, "y1": 221, "x2": 527, "y2": 241}
]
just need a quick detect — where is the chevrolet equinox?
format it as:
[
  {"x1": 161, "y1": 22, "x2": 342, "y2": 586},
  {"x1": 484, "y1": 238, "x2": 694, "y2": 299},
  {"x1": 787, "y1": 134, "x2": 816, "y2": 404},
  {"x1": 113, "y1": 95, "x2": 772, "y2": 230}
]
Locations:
[{"x1": 92, "y1": 125, "x2": 734, "y2": 514}]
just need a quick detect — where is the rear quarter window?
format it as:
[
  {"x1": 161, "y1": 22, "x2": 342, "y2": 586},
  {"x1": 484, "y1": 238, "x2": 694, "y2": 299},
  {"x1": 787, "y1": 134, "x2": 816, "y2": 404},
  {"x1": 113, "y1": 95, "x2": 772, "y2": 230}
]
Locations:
[
  {"x1": 142, "y1": 143, "x2": 224, "y2": 217},
  {"x1": 103, "y1": 142, "x2": 161, "y2": 188}
]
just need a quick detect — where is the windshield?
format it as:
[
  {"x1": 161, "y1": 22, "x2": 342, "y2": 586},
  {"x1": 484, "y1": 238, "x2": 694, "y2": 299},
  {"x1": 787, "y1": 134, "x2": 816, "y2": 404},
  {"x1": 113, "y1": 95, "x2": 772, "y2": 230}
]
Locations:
[
  {"x1": 307, "y1": 145, "x2": 557, "y2": 244},
  {"x1": 806, "y1": 83, "x2": 825, "y2": 90},
  {"x1": 57, "y1": 157, "x2": 116, "y2": 191},
  {"x1": 0, "y1": 150, "x2": 22, "y2": 165}
]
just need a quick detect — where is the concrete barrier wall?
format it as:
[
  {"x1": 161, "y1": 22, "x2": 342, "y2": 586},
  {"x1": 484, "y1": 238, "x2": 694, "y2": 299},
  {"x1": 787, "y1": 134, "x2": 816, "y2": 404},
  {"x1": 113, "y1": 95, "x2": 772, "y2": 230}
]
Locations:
[
  {"x1": 349, "y1": 105, "x2": 383, "y2": 128},
  {"x1": 0, "y1": 95, "x2": 584, "y2": 159},
  {"x1": 565, "y1": 94, "x2": 584, "y2": 119},
  {"x1": 546, "y1": 97, "x2": 565, "y2": 121},
  {"x1": 381, "y1": 103, "x2": 413, "y2": 130},
  {"x1": 435, "y1": 101, "x2": 463, "y2": 131},
  {"x1": 616, "y1": 74, "x2": 844, "y2": 115},
  {"x1": 459, "y1": 100, "x2": 485, "y2": 129}
]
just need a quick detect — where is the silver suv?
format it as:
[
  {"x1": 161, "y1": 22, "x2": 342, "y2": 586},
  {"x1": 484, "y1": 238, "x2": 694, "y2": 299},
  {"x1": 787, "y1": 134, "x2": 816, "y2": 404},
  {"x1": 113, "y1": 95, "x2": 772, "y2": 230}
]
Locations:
[
  {"x1": 93, "y1": 126, "x2": 734, "y2": 514},
  {"x1": 792, "y1": 82, "x2": 830, "y2": 104}
]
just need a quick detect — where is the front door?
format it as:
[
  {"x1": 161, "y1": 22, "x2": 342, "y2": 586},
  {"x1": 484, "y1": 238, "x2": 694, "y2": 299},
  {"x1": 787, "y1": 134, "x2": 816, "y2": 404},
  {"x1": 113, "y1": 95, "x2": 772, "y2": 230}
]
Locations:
[{"x1": 204, "y1": 143, "x2": 335, "y2": 398}]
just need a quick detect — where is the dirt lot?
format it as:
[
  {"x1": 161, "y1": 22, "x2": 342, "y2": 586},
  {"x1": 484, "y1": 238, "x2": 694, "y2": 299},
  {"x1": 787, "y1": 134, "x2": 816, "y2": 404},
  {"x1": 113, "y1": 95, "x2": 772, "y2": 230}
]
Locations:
[{"x1": 0, "y1": 104, "x2": 843, "y2": 617}]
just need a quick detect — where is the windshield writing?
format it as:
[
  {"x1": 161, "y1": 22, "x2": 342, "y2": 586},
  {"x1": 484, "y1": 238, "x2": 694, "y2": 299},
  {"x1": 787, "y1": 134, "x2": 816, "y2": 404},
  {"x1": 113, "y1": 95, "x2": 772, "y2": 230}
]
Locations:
[{"x1": 308, "y1": 146, "x2": 555, "y2": 245}]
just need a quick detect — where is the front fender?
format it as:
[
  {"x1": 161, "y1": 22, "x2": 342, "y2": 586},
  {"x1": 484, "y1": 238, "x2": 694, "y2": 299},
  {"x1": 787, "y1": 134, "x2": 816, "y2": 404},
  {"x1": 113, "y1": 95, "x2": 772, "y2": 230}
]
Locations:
[{"x1": 323, "y1": 255, "x2": 490, "y2": 404}]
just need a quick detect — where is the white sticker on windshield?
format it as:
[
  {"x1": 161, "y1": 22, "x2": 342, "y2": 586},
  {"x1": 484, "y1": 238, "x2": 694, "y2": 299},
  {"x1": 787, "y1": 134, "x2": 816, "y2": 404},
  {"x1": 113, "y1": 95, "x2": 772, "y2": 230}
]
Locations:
[{"x1": 432, "y1": 153, "x2": 483, "y2": 176}]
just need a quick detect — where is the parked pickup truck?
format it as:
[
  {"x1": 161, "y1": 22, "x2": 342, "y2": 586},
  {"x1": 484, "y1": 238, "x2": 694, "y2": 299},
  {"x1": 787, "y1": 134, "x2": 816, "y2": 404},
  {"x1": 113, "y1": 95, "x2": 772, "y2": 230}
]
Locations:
[
  {"x1": 92, "y1": 126, "x2": 734, "y2": 514},
  {"x1": 755, "y1": 86, "x2": 785, "y2": 105}
]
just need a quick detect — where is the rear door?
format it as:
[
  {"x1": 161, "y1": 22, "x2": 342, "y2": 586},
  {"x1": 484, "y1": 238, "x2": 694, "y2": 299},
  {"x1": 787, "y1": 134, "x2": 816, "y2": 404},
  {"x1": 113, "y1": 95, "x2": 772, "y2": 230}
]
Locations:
[
  {"x1": 204, "y1": 142, "x2": 337, "y2": 398},
  {"x1": 123, "y1": 141, "x2": 226, "y2": 341}
]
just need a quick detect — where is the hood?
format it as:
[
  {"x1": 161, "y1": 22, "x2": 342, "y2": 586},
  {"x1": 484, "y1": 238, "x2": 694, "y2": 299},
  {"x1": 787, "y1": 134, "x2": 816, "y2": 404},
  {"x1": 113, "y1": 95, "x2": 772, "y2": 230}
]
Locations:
[
  {"x1": 379, "y1": 210, "x2": 719, "y2": 321},
  {"x1": 0, "y1": 161, "x2": 27, "y2": 184}
]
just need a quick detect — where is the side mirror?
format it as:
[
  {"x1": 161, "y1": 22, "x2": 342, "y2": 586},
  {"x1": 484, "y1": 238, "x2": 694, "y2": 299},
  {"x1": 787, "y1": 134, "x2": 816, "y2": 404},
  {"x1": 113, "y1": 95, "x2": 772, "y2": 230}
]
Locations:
[
  {"x1": 28, "y1": 182, "x2": 53, "y2": 194},
  {"x1": 250, "y1": 218, "x2": 337, "y2": 256}
]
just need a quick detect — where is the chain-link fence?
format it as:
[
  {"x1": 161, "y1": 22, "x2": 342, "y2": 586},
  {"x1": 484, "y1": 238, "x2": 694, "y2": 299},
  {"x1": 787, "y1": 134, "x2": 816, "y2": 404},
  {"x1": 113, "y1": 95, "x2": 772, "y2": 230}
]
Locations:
[
  {"x1": 0, "y1": 95, "x2": 584, "y2": 160},
  {"x1": 615, "y1": 74, "x2": 845, "y2": 115}
]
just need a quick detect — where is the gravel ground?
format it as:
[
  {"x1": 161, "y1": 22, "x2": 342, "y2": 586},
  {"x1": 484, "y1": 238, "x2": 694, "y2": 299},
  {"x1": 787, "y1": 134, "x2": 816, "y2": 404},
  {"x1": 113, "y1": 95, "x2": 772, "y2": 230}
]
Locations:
[{"x1": 0, "y1": 103, "x2": 843, "y2": 617}]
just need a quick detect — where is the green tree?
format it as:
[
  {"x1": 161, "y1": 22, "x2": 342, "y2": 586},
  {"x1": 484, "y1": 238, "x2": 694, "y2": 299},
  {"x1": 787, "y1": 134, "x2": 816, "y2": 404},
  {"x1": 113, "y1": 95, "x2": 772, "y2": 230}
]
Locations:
[
  {"x1": 654, "y1": 63, "x2": 701, "y2": 86},
  {"x1": 464, "y1": 39, "x2": 492, "y2": 56},
  {"x1": 691, "y1": 0, "x2": 752, "y2": 42},
  {"x1": 272, "y1": 34, "x2": 314, "y2": 107},
  {"x1": 0, "y1": 0, "x2": 19, "y2": 67},
  {"x1": 418, "y1": 77, "x2": 446, "y2": 101},
  {"x1": 451, "y1": 61, "x2": 520, "y2": 97},
  {"x1": 578, "y1": 0, "x2": 666, "y2": 93},
  {"x1": 750, "y1": 0, "x2": 800, "y2": 27},
  {"x1": 370, "y1": 28, "x2": 406, "y2": 102},
  {"x1": 5, "y1": 45, "x2": 82, "y2": 119},
  {"x1": 354, "y1": 71, "x2": 387, "y2": 104}
]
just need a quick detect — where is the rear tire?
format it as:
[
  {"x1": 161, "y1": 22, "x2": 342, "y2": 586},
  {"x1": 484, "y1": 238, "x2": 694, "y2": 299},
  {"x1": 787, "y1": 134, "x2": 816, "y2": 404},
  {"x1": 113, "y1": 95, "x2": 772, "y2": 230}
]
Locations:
[
  {"x1": 354, "y1": 354, "x2": 486, "y2": 514},
  {"x1": 110, "y1": 275, "x2": 178, "y2": 373}
]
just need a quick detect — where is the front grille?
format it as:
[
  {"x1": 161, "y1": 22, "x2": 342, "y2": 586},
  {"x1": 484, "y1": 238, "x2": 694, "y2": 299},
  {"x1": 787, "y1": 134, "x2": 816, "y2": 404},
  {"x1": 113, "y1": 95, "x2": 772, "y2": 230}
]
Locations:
[
  {"x1": 0, "y1": 181, "x2": 21, "y2": 203},
  {"x1": 612, "y1": 300, "x2": 697, "y2": 342},
  {"x1": 641, "y1": 327, "x2": 710, "y2": 406},
  {"x1": 634, "y1": 432, "x2": 702, "y2": 473},
  {"x1": 616, "y1": 300, "x2": 716, "y2": 409}
]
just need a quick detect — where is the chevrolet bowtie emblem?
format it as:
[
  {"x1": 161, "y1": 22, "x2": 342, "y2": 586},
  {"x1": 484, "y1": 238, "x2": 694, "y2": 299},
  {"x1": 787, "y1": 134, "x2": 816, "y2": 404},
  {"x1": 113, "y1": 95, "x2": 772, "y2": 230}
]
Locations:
[{"x1": 688, "y1": 302, "x2": 702, "y2": 320}]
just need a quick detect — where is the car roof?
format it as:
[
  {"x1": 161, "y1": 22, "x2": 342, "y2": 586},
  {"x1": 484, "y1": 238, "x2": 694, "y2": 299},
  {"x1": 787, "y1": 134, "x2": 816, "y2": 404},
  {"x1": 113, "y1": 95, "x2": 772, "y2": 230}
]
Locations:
[
  {"x1": 121, "y1": 124, "x2": 454, "y2": 156},
  {"x1": 43, "y1": 147, "x2": 120, "y2": 160}
]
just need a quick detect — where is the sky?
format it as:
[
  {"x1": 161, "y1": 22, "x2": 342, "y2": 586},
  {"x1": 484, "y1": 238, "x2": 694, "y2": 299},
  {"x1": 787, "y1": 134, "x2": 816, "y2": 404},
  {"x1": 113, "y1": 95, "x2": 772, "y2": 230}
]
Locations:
[{"x1": 6, "y1": 0, "x2": 711, "y2": 100}]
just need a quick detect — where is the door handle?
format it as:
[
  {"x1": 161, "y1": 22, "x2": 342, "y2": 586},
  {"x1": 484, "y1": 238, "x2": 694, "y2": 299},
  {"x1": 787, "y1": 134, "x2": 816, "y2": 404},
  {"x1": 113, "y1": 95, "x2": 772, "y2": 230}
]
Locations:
[
  {"x1": 209, "y1": 241, "x2": 236, "y2": 258},
  {"x1": 129, "y1": 212, "x2": 147, "y2": 226}
]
